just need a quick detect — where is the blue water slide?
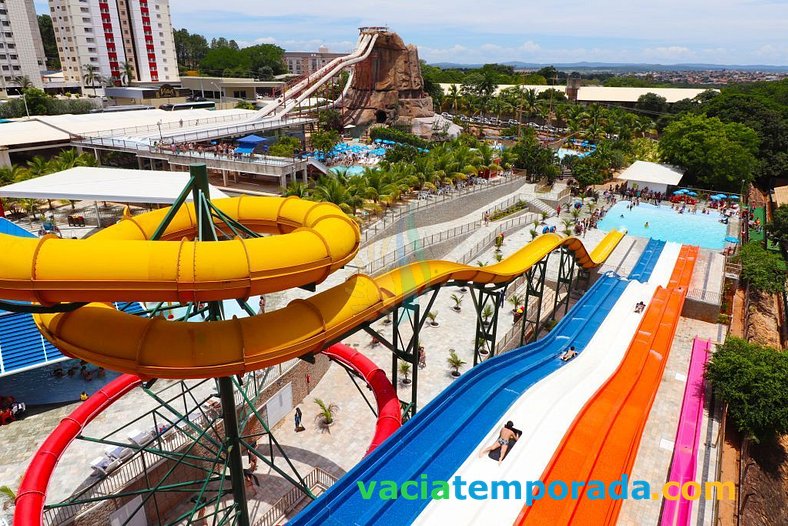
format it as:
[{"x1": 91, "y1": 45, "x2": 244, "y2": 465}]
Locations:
[
  {"x1": 293, "y1": 274, "x2": 630, "y2": 526},
  {"x1": 628, "y1": 238, "x2": 666, "y2": 283}
]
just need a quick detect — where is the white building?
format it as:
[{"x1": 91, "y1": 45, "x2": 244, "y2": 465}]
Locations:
[
  {"x1": 48, "y1": 0, "x2": 178, "y2": 90},
  {"x1": 0, "y1": 0, "x2": 47, "y2": 96}
]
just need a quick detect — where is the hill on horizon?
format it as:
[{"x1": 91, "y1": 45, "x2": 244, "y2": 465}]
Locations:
[{"x1": 428, "y1": 61, "x2": 788, "y2": 73}]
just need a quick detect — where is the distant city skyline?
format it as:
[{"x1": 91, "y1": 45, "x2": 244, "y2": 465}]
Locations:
[{"x1": 34, "y1": 0, "x2": 788, "y2": 66}]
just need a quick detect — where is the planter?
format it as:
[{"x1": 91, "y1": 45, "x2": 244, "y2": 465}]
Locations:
[
  {"x1": 401, "y1": 379, "x2": 412, "y2": 385},
  {"x1": 382, "y1": 318, "x2": 392, "y2": 325},
  {"x1": 450, "y1": 371, "x2": 461, "y2": 378},
  {"x1": 482, "y1": 321, "x2": 491, "y2": 328},
  {"x1": 452, "y1": 306, "x2": 462, "y2": 313},
  {"x1": 429, "y1": 321, "x2": 440, "y2": 327}
]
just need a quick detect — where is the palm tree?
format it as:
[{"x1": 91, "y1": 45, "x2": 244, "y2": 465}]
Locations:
[
  {"x1": 447, "y1": 350, "x2": 467, "y2": 377},
  {"x1": 522, "y1": 88, "x2": 540, "y2": 119},
  {"x1": 313, "y1": 398, "x2": 339, "y2": 428},
  {"x1": 283, "y1": 181, "x2": 309, "y2": 197},
  {"x1": 445, "y1": 84, "x2": 462, "y2": 113},
  {"x1": 82, "y1": 64, "x2": 100, "y2": 96},
  {"x1": 120, "y1": 61, "x2": 135, "y2": 86},
  {"x1": 13, "y1": 75, "x2": 33, "y2": 89},
  {"x1": 26, "y1": 156, "x2": 53, "y2": 179},
  {"x1": 399, "y1": 361, "x2": 412, "y2": 384},
  {"x1": 0, "y1": 164, "x2": 27, "y2": 185}
]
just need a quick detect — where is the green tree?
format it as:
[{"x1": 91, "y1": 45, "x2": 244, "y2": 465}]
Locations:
[
  {"x1": 242, "y1": 44, "x2": 287, "y2": 76},
  {"x1": 636, "y1": 92, "x2": 668, "y2": 115},
  {"x1": 119, "y1": 61, "x2": 134, "y2": 86},
  {"x1": 174, "y1": 29, "x2": 210, "y2": 70},
  {"x1": 235, "y1": 100, "x2": 256, "y2": 110},
  {"x1": 82, "y1": 64, "x2": 101, "y2": 96},
  {"x1": 37, "y1": 15, "x2": 60, "y2": 69},
  {"x1": 705, "y1": 337, "x2": 788, "y2": 443},
  {"x1": 659, "y1": 114, "x2": 760, "y2": 191},
  {"x1": 737, "y1": 242, "x2": 786, "y2": 294},
  {"x1": 21, "y1": 87, "x2": 49, "y2": 115},
  {"x1": 768, "y1": 205, "x2": 788, "y2": 249},
  {"x1": 317, "y1": 109, "x2": 343, "y2": 132},
  {"x1": 267, "y1": 136, "x2": 301, "y2": 158},
  {"x1": 310, "y1": 130, "x2": 341, "y2": 153},
  {"x1": 200, "y1": 47, "x2": 250, "y2": 76}
]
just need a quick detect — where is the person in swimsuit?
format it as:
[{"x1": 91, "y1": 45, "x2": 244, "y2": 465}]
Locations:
[
  {"x1": 479, "y1": 421, "x2": 520, "y2": 465},
  {"x1": 560, "y1": 346, "x2": 578, "y2": 361}
]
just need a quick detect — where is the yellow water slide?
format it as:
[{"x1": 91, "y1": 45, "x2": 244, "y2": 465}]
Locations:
[{"x1": 0, "y1": 196, "x2": 624, "y2": 379}]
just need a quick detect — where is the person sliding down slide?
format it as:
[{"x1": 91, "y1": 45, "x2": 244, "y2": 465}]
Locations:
[{"x1": 479, "y1": 421, "x2": 521, "y2": 465}]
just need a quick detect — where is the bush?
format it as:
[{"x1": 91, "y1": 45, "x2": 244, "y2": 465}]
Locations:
[
  {"x1": 267, "y1": 136, "x2": 301, "y2": 158},
  {"x1": 737, "y1": 242, "x2": 787, "y2": 294},
  {"x1": 705, "y1": 337, "x2": 788, "y2": 442}
]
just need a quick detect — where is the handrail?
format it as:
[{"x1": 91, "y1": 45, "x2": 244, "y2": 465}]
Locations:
[{"x1": 254, "y1": 468, "x2": 338, "y2": 526}]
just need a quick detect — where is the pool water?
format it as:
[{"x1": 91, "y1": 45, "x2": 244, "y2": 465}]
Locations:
[
  {"x1": 334, "y1": 165, "x2": 366, "y2": 176},
  {"x1": 597, "y1": 201, "x2": 727, "y2": 249}
]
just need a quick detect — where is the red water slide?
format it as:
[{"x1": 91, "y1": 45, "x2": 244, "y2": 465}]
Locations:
[{"x1": 14, "y1": 344, "x2": 400, "y2": 525}]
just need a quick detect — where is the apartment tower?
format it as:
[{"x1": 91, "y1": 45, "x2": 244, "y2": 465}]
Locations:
[
  {"x1": 49, "y1": 0, "x2": 178, "y2": 89},
  {"x1": 0, "y1": 0, "x2": 47, "y2": 95}
]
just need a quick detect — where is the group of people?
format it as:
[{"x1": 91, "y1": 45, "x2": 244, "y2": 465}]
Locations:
[
  {"x1": 52, "y1": 361, "x2": 105, "y2": 382},
  {"x1": 0, "y1": 396, "x2": 25, "y2": 425}
]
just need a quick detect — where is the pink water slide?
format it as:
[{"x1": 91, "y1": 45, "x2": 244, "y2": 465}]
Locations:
[{"x1": 660, "y1": 337, "x2": 712, "y2": 526}]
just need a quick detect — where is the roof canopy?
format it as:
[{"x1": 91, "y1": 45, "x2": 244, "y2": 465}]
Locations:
[
  {"x1": 0, "y1": 167, "x2": 228, "y2": 204},
  {"x1": 237, "y1": 134, "x2": 270, "y2": 144},
  {"x1": 774, "y1": 185, "x2": 788, "y2": 207},
  {"x1": 615, "y1": 161, "x2": 684, "y2": 187}
]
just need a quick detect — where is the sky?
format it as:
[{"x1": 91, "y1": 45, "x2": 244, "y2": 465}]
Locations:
[{"x1": 36, "y1": 0, "x2": 788, "y2": 65}]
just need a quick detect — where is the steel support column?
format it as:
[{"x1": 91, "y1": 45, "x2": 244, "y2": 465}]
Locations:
[
  {"x1": 519, "y1": 256, "x2": 549, "y2": 345},
  {"x1": 553, "y1": 247, "x2": 577, "y2": 318},
  {"x1": 470, "y1": 285, "x2": 505, "y2": 365}
]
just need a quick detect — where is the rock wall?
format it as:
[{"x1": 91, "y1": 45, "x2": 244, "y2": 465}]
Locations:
[{"x1": 344, "y1": 31, "x2": 434, "y2": 126}]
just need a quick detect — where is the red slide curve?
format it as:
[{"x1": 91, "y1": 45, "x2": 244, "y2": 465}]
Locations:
[
  {"x1": 323, "y1": 343, "x2": 402, "y2": 454},
  {"x1": 15, "y1": 373, "x2": 141, "y2": 526},
  {"x1": 14, "y1": 345, "x2": 400, "y2": 525}
]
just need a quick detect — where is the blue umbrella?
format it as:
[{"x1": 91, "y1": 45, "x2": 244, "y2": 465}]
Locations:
[
  {"x1": 716, "y1": 193, "x2": 728, "y2": 199},
  {"x1": 710, "y1": 195, "x2": 721, "y2": 200},
  {"x1": 729, "y1": 195, "x2": 739, "y2": 200},
  {"x1": 673, "y1": 189, "x2": 687, "y2": 195},
  {"x1": 686, "y1": 191, "x2": 698, "y2": 197},
  {"x1": 724, "y1": 236, "x2": 739, "y2": 244}
]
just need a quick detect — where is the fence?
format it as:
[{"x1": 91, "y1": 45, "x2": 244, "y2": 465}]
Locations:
[
  {"x1": 254, "y1": 468, "x2": 338, "y2": 526},
  {"x1": 483, "y1": 194, "x2": 556, "y2": 222},
  {"x1": 686, "y1": 288, "x2": 723, "y2": 306},
  {"x1": 362, "y1": 219, "x2": 482, "y2": 275},
  {"x1": 458, "y1": 213, "x2": 539, "y2": 265},
  {"x1": 359, "y1": 175, "x2": 524, "y2": 246}
]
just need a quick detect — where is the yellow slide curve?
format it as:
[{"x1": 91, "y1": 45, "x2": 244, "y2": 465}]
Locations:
[{"x1": 0, "y1": 196, "x2": 624, "y2": 380}]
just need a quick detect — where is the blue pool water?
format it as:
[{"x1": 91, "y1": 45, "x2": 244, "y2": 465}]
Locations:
[
  {"x1": 557, "y1": 148, "x2": 592, "y2": 160},
  {"x1": 597, "y1": 201, "x2": 727, "y2": 249},
  {"x1": 330, "y1": 165, "x2": 366, "y2": 176}
]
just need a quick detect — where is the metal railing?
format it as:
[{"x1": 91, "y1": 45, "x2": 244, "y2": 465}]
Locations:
[
  {"x1": 483, "y1": 194, "x2": 556, "y2": 221},
  {"x1": 254, "y1": 468, "x2": 337, "y2": 526},
  {"x1": 360, "y1": 175, "x2": 524, "y2": 246},
  {"x1": 362, "y1": 219, "x2": 483, "y2": 275},
  {"x1": 77, "y1": 137, "x2": 307, "y2": 176},
  {"x1": 84, "y1": 113, "x2": 248, "y2": 139},
  {"x1": 458, "y1": 213, "x2": 539, "y2": 265}
]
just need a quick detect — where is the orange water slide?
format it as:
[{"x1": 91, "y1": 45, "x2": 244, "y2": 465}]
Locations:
[{"x1": 516, "y1": 245, "x2": 698, "y2": 526}]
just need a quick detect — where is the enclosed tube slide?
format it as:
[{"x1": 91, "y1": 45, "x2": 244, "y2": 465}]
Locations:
[
  {"x1": 15, "y1": 343, "x2": 400, "y2": 526},
  {"x1": 323, "y1": 343, "x2": 401, "y2": 454},
  {"x1": 517, "y1": 245, "x2": 698, "y2": 526},
  {"x1": 14, "y1": 374, "x2": 141, "y2": 526},
  {"x1": 660, "y1": 337, "x2": 712, "y2": 526},
  {"x1": 0, "y1": 196, "x2": 623, "y2": 379}
]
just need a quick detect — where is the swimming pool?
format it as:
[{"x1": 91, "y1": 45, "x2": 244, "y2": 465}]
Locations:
[
  {"x1": 557, "y1": 148, "x2": 592, "y2": 160},
  {"x1": 330, "y1": 165, "x2": 366, "y2": 176},
  {"x1": 597, "y1": 201, "x2": 727, "y2": 249}
]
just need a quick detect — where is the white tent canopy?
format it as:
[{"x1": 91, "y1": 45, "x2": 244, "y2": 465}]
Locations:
[
  {"x1": 0, "y1": 167, "x2": 228, "y2": 203},
  {"x1": 615, "y1": 161, "x2": 684, "y2": 193}
]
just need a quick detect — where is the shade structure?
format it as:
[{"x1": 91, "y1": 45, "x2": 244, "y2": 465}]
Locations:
[
  {"x1": 0, "y1": 167, "x2": 228, "y2": 204},
  {"x1": 724, "y1": 236, "x2": 740, "y2": 244},
  {"x1": 236, "y1": 134, "x2": 269, "y2": 145},
  {"x1": 234, "y1": 146, "x2": 255, "y2": 155}
]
